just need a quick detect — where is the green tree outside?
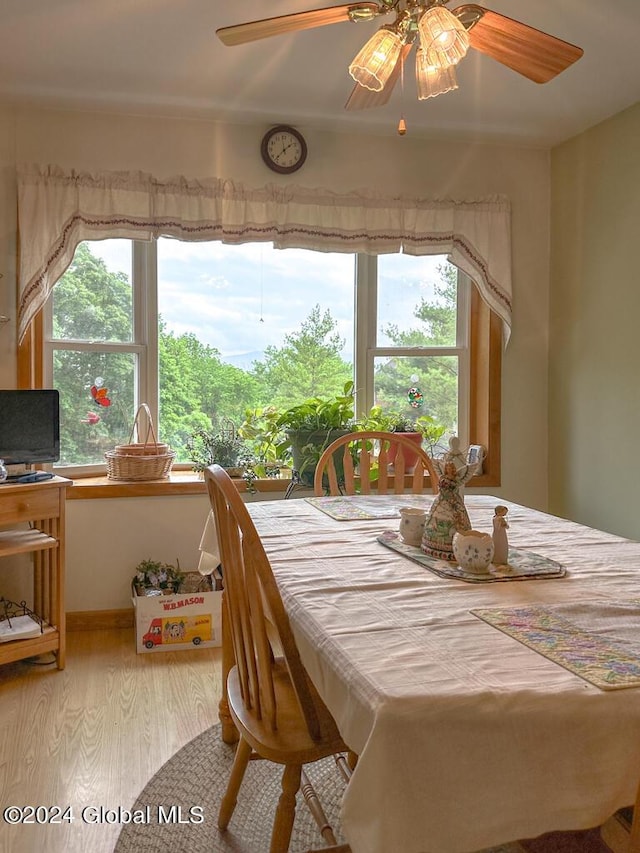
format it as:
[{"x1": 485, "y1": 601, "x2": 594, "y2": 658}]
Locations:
[
  {"x1": 159, "y1": 325, "x2": 262, "y2": 460},
  {"x1": 52, "y1": 243, "x2": 135, "y2": 464},
  {"x1": 250, "y1": 304, "x2": 352, "y2": 408}
]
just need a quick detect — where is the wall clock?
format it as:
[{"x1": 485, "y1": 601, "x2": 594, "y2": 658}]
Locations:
[{"x1": 260, "y1": 125, "x2": 307, "y2": 174}]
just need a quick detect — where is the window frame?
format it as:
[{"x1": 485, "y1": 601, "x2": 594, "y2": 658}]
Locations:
[
  {"x1": 355, "y1": 254, "x2": 472, "y2": 446},
  {"x1": 32, "y1": 239, "x2": 501, "y2": 486}
]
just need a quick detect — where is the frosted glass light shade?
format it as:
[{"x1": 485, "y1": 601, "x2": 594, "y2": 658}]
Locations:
[
  {"x1": 418, "y1": 6, "x2": 469, "y2": 68},
  {"x1": 349, "y1": 27, "x2": 404, "y2": 92},
  {"x1": 415, "y1": 47, "x2": 458, "y2": 99}
]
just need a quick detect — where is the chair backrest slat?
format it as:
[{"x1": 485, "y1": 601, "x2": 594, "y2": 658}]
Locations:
[
  {"x1": 342, "y1": 445, "x2": 357, "y2": 493},
  {"x1": 392, "y1": 441, "x2": 406, "y2": 493},
  {"x1": 313, "y1": 431, "x2": 439, "y2": 497},
  {"x1": 377, "y1": 441, "x2": 389, "y2": 492}
]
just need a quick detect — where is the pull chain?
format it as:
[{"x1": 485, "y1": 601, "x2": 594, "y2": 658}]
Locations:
[{"x1": 397, "y1": 54, "x2": 407, "y2": 136}]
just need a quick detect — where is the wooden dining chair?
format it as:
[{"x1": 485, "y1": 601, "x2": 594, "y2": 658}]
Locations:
[
  {"x1": 313, "y1": 430, "x2": 439, "y2": 496},
  {"x1": 205, "y1": 464, "x2": 350, "y2": 853}
]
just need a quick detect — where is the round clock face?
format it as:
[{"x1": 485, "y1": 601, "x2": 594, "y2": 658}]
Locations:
[{"x1": 261, "y1": 125, "x2": 307, "y2": 174}]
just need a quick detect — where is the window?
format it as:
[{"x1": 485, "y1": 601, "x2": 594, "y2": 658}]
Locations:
[
  {"x1": 43, "y1": 238, "x2": 500, "y2": 483},
  {"x1": 358, "y1": 253, "x2": 470, "y2": 448}
]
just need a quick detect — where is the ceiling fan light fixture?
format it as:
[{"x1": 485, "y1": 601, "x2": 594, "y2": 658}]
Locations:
[
  {"x1": 348, "y1": 25, "x2": 404, "y2": 92},
  {"x1": 418, "y1": 6, "x2": 470, "y2": 68},
  {"x1": 415, "y1": 47, "x2": 458, "y2": 100}
]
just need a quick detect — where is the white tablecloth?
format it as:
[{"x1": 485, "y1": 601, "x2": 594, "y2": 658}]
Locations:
[{"x1": 203, "y1": 494, "x2": 640, "y2": 853}]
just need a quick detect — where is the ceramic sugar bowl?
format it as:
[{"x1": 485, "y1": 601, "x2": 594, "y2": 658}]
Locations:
[{"x1": 452, "y1": 529, "x2": 494, "y2": 573}]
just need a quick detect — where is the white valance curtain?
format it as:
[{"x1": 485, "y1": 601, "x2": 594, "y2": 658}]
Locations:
[{"x1": 17, "y1": 164, "x2": 512, "y2": 344}]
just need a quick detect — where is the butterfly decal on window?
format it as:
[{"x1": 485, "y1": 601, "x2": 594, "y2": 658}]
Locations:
[{"x1": 90, "y1": 384, "x2": 111, "y2": 407}]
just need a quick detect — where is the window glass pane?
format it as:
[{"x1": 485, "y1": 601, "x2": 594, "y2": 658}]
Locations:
[
  {"x1": 157, "y1": 239, "x2": 355, "y2": 460},
  {"x1": 373, "y1": 355, "x2": 457, "y2": 453},
  {"x1": 53, "y1": 350, "x2": 136, "y2": 465},
  {"x1": 377, "y1": 255, "x2": 457, "y2": 347},
  {"x1": 53, "y1": 241, "x2": 133, "y2": 343}
]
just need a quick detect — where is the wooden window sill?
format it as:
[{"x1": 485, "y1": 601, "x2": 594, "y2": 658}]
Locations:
[
  {"x1": 66, "y1": 471, "x2": 289, "y2": 500},
  {"x1": 66, "y1": 470, "x2": 496, "y2": 500}
]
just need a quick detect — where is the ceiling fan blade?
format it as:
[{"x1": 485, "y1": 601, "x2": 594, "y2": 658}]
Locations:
[
  {"x1": 217, "y1": 3, "x2": 381, "y2": 47},
  {"x1": 454, "y1": 4, "x2": 583, "y2": 83},
  {"x1": 345, "y1": 43, "x2": 413, "y2": 111}
]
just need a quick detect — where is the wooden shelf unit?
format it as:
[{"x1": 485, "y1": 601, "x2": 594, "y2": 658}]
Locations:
[{"x1": 0, "y1": 477, "x2": 70, "y2": 669}]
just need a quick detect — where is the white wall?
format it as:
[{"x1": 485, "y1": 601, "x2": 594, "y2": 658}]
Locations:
[
  {"x1": 549, "y1": 101, "x2": 640, "y2": 537},
  {"x1": 66, "y1": 494, "x2": 211, "y2": 611},
  {"x1": 0, "y1": 105, "x2": 17, "y2": 387},
  {"x1": 0, "y1": 103, "x2": 552, "y2": 611}
]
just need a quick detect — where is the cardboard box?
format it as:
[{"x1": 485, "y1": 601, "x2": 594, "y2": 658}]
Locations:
[{"x1": 133, "y1": 574, "x2": 222, "y2": 653}]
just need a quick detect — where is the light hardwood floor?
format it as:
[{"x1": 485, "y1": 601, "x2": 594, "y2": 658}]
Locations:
[{"x1": 0, "y1": 628, "x2": 222, "y2": 853}]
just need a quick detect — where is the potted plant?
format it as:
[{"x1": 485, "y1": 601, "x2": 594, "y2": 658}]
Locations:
[
  {"x1": 415, "y1": 415, "x2": 447, "y2": 456},
  {"x1": 238, "y1": 406, "x2": 289, "y2": 475},
  {"x1": 356, "y1": 406, "x2": 446, "y2": 470},
  {"x1": 356, "y1": 407, "x2": 422, "y2": 469},
  {"x1": 133, "y1": 558, "x2": 185, "y2": 596},
  {"x1": 240, "y1": 382, "x2": 355, "y2": 487},
  {"x1": 186, "y1": 420, "x2": 252, "y2": 478}
]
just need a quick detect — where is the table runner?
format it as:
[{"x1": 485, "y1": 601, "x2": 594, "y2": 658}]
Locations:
[
  {"x1": 378, "y1": 530, "x2": 566, "y2": 582},
  {"x1": 471, "y1": 600, "x2": 640, "y2": 689}
]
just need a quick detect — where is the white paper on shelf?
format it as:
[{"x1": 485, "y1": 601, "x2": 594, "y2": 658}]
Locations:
[{"x1": 0, "y1": 614, "x2": 42, "y2": 642}]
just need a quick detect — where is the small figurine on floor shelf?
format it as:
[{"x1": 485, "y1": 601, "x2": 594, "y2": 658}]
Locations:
[{"x1": 492, "y1": 505, "x2": 510, "y2": 566}]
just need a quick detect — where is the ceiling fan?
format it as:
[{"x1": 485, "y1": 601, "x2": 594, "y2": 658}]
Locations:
[{"x1": 216, "y1": 1, "x2": 583, "y2": 112}]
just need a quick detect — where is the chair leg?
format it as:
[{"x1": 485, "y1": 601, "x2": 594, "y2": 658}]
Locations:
[
  {"x1": 270, "y1": 763, "x2": 302, "y2": 853},
  {"x1": 335, "y1": 752, "x2": 355, "y2": 783},
  {"x1": 218, "y1": 736, "x2": 252, "y2": 830}
]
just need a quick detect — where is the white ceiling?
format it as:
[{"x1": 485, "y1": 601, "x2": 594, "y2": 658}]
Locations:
[{"x1": 1, "y1": 0, "x2": 639, "y2": 146}]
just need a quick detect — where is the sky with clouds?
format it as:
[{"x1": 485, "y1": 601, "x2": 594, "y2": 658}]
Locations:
[{"x1": 90, "y1": 239, "x2": 448, "y2": 366}]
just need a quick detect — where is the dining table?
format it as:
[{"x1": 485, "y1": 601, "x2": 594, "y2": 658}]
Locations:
[{"x1": 198, "y1": 492, "x2": 640, "y2": 853}]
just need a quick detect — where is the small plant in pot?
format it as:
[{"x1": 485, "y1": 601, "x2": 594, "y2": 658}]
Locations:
[
  {"x1": 357, "y1": 406, "x2": 422, "y2": 434},
  {"x1": 356, "y1": 406, "x2": 423, "y2": 469},
  {"x1": 240, "y1": 382, "x2": 355, "y2": 487},
  {"x1": 276, "y1": 381, "x2": 355, "y2": 487},
  {"x1": 357, "y1": 406, "x2": 446, "y2": 470},
  {"x1": 133, "y1": 558, "x2": 185, "y2": 596},
  {"x1": 186, "y1": 420, "x2": 252, "y2": 478},
  {"x1": 415, "y1": 415, "x2": 447, "y2": 456}
]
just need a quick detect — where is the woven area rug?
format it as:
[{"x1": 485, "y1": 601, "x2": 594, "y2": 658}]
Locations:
[{"x1": 114, "y1": 724, "x2": 524, "y2": 853}]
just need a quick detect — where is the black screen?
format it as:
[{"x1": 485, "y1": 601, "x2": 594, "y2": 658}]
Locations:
[{"x1": 0, "y1": 390, "x2": 60, "y2": 466}]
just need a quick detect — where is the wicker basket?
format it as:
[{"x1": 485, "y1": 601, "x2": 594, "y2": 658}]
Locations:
[
  {"x1": 106, "y1": 404, "x2": 175, "y2": 481},
  {"x1": 114, "y1": 441, "x2": 170, "y2": 456}
]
